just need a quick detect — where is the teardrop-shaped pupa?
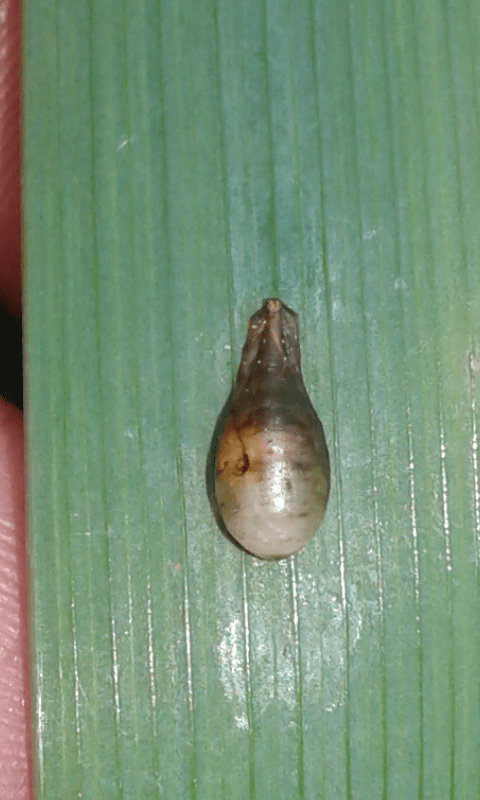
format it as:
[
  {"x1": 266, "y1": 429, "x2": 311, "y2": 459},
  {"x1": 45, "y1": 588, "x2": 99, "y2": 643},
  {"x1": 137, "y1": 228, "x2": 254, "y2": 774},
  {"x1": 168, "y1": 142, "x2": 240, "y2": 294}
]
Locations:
[{"x1": 212, "y1": 298, "x2": 330, "y2": 559}]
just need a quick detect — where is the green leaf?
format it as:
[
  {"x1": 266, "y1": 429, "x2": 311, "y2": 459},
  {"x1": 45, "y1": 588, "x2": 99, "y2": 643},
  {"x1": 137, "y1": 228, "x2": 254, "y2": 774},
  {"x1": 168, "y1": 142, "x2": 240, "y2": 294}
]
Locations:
[{"x1": 25, "y1": 0, "x2": 480, "y2": 797}]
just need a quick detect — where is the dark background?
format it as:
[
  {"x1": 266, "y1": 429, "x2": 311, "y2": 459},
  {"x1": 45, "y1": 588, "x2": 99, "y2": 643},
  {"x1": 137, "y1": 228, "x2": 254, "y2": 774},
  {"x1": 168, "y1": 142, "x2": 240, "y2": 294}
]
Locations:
[{"x1": 0, "y1": 305, "x2": 22, "y2": 410}]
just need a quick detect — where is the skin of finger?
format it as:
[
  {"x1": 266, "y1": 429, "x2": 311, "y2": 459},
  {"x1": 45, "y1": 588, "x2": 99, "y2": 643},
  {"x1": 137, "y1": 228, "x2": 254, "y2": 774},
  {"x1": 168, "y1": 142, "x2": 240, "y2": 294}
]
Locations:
[
  {"x1": 0, "y1": 0, "x2": 21, "y2": 318},
  {"x1": 0, "y1": 0, "x2": 30, "y2": 794},
  {"x1": 0, "y1": 400, "x2": 31, "y2": 800}
]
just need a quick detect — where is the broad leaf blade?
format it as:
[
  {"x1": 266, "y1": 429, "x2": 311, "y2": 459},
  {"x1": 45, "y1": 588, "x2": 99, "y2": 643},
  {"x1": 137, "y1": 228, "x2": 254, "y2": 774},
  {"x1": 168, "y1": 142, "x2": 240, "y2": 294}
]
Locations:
[{"x1": 25, "y1": 0, "x2": 480, "y2": 798}]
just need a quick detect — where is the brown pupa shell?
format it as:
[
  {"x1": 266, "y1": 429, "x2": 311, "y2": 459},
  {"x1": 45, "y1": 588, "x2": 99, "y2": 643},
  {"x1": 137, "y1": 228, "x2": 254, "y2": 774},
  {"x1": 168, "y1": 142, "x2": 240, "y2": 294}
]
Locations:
[{"x1": 213, "y1": 298, "x2": 330, "y2": 559}]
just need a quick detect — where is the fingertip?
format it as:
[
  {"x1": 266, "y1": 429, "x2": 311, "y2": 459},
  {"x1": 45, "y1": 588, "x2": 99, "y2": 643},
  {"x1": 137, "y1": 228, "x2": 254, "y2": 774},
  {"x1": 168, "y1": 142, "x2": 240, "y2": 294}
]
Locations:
[{"x1": 0, "y1": 398, "x2": 32, "y2": 800}]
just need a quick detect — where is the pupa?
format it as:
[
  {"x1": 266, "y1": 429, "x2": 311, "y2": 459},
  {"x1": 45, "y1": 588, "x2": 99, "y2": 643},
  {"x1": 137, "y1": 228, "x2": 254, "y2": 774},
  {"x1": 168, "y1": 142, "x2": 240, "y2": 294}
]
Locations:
[{"x1": 211, "y1": 298, "x2": 330, "y2": 559}]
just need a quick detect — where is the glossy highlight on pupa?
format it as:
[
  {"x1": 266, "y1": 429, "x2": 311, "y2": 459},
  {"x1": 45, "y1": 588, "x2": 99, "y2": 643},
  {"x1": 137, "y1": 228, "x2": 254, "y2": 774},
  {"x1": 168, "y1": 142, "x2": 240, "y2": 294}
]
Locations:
[{"x1": 208, "y1": 299, "x2": 330, "y2": 559}]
